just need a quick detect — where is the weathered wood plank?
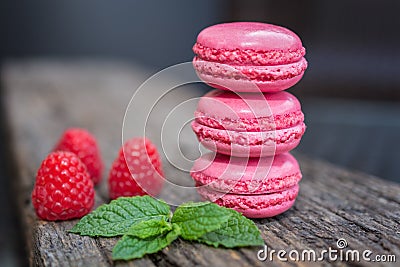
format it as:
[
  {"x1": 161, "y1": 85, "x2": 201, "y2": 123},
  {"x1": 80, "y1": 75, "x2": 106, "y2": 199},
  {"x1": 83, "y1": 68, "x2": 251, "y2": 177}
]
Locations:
[
  {"x1": 2, "y1": 61, "x2": 165, "y2": 267},
  {"x1": 3, "y1": 61, "x2": 400, "y2": 266}
]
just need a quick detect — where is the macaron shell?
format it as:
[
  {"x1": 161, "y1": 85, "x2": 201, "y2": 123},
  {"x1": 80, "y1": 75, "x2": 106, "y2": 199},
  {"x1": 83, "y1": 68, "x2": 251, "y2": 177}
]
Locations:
[
  {"x1": 192, "y1": 120, "x2": 305, "y2": 157},
  {"x1": 196, "y1": 22, "x2": 303, "y2": 55},
  {"x1": 191, "y1": 152, "x2": 302, "y2": 194},
  {"x1": 197, "y1": 184, "x2": 299, "y2": 218}
]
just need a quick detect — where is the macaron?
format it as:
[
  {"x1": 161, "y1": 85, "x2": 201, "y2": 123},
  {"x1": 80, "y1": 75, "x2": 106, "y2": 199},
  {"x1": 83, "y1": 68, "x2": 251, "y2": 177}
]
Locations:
[
  {"x1": 191, "y1": 89, "x2": 306, "y2": 157},
  {"x1": 192, "y1": 22, "x2": 307, "y2": 92},
  {"x1": 191, "y1": 152, "x2": 301, "y2": 218}
]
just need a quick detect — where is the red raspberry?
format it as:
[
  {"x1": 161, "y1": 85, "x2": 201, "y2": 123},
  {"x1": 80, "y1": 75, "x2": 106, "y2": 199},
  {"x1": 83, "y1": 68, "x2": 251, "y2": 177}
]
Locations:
[
  {"x1": 54, "y1": 128, "x2": 103, "y2": 185},
  {"x1": 31, "y1": 151, "x2": 95, "y2": 221},
  {"x1": 108, "y1": 137, "x2": 164, "y2": 199}
]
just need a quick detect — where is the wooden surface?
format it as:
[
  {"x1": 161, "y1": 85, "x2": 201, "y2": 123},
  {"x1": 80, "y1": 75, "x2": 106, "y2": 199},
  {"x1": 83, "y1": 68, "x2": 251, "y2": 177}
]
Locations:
[{"x1": 2, "y1": 61, "x2": 400, "y2": 267}]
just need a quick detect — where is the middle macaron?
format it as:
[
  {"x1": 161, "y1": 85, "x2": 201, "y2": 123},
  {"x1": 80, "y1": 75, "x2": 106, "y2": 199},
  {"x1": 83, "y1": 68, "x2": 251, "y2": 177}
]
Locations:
[{"x1": 192, "y1": 90, "x2": 306, "y2": 157}]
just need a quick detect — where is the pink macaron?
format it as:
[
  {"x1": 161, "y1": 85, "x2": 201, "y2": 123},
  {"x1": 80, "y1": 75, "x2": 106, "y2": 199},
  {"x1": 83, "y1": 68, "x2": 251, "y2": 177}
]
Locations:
[
  {"x1": 191, "y1": 152, "x2": 301, "y2": 218},
  {"x1": 193, "y1": 22, "x2": 307, "y2": 92},
  {"x1": 191, "y1": 90, "x2": 306, "y2": 157}
]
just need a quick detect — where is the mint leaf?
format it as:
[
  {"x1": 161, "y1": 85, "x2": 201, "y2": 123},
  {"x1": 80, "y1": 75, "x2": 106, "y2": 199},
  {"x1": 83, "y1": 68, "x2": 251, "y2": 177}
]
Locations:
[
  {"x1": 70, "y1": 196, "x2": 263, "y2": 261},
  {"x1": 112, "y1": 225, "x2": 180, "y2": 261},
  {"x1": 198, "y1": 209, "x2": 264, "y2": 248},
  {"x1": 171, "y1": 202, "x2": 232, "y2": 240},
  {"x1": 127, "y1": 217, "x2": 172, "y2": 239},
  {"x1": 70, "y1": 196, "x2": 170, "y2": 237}
]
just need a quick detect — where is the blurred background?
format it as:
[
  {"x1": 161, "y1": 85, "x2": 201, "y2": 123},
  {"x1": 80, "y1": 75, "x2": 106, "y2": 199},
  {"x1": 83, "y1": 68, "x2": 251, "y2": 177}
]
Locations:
[{"x1": 0, "y1": 0, "x2": 399, "y2": 266}]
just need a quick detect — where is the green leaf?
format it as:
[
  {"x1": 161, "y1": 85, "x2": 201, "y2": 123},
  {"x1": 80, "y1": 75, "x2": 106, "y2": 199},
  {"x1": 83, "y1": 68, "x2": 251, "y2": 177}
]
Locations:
[
  {"x1": 198, "y1": 209, "x2": 264, "y2": 248},
  {"x1": 70, "y1": 196, "x2": 171, "y2": 237},
  {"x1": 171, "y1": 202, "x2": 232, "y2": 240},
  {"x1": 127, "y1": 217, "x2": 172, "y2": 239},
  {"x1": 112, "y1": 225, "x2": 180, "y2": 261}
]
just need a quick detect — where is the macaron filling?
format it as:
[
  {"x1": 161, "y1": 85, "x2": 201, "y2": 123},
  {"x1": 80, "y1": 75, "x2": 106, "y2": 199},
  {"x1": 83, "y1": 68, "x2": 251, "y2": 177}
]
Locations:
[
  {"x1": 197, "y1": 184, "x2": 299, "y2": 211},
  {"x1": 193, "y1": 57, "x2": 307, "y2": 82},
  {"x1": 192, "y1": 172, "x2": 301, "y2": 195},
  {"x1": 193, "y1": 43, "x2": 306, "y2": 66},
  {"x1": 194, "y1": 110, "x2": 304, "y2": 131},
  {"x1": 192, "y1": 120, "x2": 306, "y2": 147}
]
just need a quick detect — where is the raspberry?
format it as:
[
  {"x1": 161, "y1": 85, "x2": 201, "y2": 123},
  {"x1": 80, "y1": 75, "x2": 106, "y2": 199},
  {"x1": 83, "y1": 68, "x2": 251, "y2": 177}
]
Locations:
[
  {"x1": 54, "y1": 128, "x2": 103, "y2": 185},
  {"x1": 31, "y1": 151, "x2": 95, "y2": 221},
  {"x1": 108, "y1": 137, "x2": 164, "y2": 199}
]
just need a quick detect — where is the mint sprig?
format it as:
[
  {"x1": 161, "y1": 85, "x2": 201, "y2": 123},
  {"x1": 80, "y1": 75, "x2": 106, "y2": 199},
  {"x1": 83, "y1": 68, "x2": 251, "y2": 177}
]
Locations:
[
  {"x1": 70, "y1": 196, "x2": 263, "y2": 261},
  {"x1": 70, "y1": 196, "x2": 170, "y2": 237}
]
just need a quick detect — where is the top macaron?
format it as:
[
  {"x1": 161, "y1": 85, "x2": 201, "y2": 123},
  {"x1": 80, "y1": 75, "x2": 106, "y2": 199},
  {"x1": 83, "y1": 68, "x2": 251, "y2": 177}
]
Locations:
[{"x1": 193, "y1": 22, "x2": 308, "y2": 92}]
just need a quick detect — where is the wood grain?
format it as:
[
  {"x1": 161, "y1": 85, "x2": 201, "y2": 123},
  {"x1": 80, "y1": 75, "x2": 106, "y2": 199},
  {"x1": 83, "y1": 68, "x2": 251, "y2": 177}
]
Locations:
[{"x1": 2, "y1": 61, "x2": 399, "y2": 267}]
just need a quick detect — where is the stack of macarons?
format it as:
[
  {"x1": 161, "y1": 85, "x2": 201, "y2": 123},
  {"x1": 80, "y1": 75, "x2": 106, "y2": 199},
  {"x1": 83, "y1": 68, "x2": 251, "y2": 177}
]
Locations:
[{"x1": 190, "y1": 22, "x2": 308, "y2": 218}]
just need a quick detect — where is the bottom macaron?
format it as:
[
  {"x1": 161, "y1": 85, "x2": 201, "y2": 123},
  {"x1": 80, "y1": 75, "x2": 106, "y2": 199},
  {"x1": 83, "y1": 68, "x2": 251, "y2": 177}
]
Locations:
[
  {"x1": 196, "y1": 184, "x2": 299, "y2": 218},
  {"x1": 191, "y1": 152, "x2": 302, "y2": 194},
  {"x1": 191, "y1": 152, "x2": 301, "y2": 218}
]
